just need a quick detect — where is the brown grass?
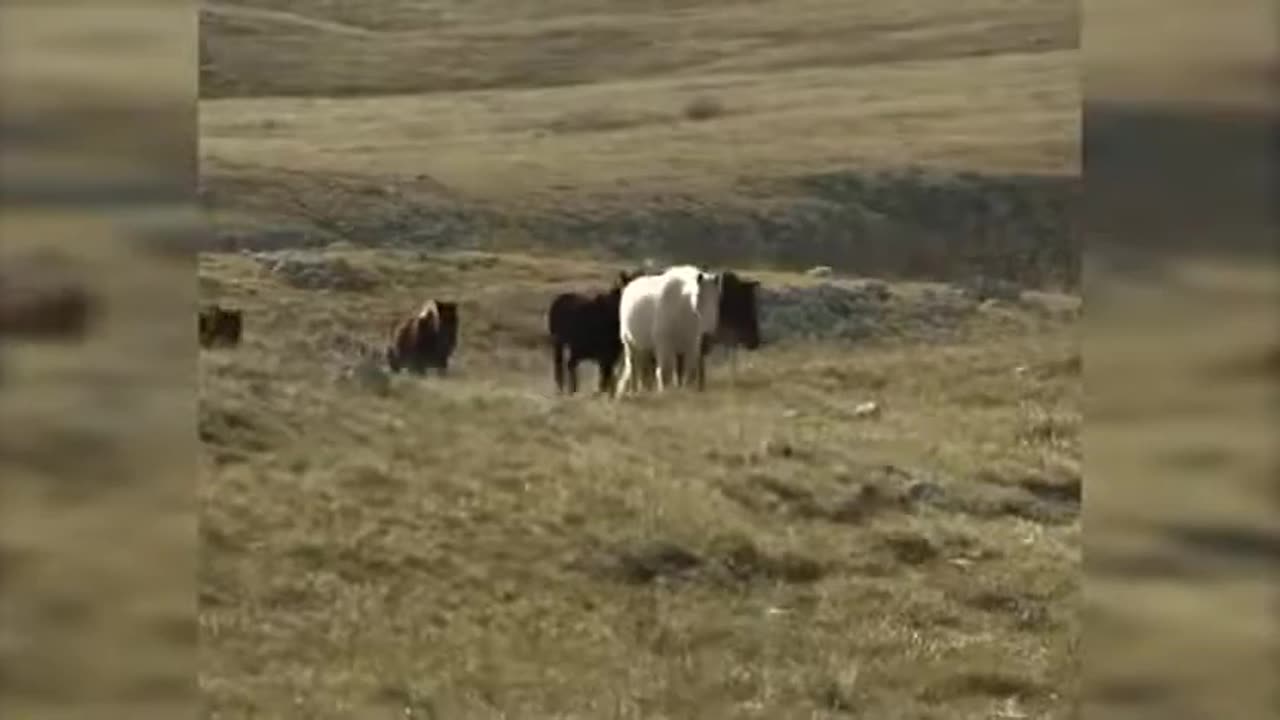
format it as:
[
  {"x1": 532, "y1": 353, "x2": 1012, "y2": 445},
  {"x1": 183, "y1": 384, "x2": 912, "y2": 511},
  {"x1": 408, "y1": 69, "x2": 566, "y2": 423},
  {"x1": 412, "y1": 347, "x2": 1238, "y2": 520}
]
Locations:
[
  {"x1": 198, "y1": 248, "x2": 1081, "y2": 718},
  {"x1": 199, "y1": 0, "x2": 1079, "y2": 238},
  {"x1": 198, "y1": 0, "x2": 1081, "y2": 292},
  {"x1": 201, "y1": 0, "x2": 1078, "y2": 98},
  {"x1": 201, "y1": 47, "x2": 1078, "y2": 204}
]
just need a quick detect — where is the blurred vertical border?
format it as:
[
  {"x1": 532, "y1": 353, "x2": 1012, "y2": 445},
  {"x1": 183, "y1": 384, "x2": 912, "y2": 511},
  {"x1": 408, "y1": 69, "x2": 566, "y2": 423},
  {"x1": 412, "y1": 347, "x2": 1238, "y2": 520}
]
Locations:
[
  {"x1": 0, "y1": 0, "x2": 198, "y2": 717},
  {"x1": 1083, "y1": 0, "x2": 1278, "y2": 718}
]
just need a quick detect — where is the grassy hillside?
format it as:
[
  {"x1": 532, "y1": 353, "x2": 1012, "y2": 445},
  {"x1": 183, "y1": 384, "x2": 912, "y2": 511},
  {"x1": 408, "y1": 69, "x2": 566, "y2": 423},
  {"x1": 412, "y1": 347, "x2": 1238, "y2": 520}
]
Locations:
[
  {"x1": 200, "y1": 248, "x2": 1081, "y2": 718},
  {"x1": 198, "y1": 1, "x2": 1082, "y2": 716},
  {"x1": 199, "y1": 0, "x2": 1080, "y2": 287},
  {"x1": 201, "y1": 0, "x2": 1077, "y2": 98}
]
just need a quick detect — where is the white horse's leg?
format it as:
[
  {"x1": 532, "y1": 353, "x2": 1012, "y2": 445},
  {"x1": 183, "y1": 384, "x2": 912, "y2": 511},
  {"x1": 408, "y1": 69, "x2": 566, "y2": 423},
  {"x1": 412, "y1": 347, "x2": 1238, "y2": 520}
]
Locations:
[
  {"x1": 614, "y1": 342, "x2": 634, "y2": 399},
  {"x1": 652, "y1": 342, "x2": 667, "y2": 392},
  {"x1": 684, "y1": 336, "x2": 704, "y2": 390},
  {"x1": 632, "y1": 348, "x2": 650, "y2": 389},
  {"x1": 655, "y1": 340, "x2": 680, "y2": 393}
]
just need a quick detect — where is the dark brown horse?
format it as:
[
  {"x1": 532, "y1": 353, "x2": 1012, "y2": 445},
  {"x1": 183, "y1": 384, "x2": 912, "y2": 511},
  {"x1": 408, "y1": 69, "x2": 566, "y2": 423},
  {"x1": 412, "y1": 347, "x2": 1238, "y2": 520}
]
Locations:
[
  {"x1": 198, "y1": 304, "x2": 243, "y2": 348},
  {"x1": 386, "y1": 300, "x2": 459, "y2": 375},
  {"x1": 678, "y1": 269, "x2": 763, "y2": 382},
  {"x1": 547, "y1": 271, "x2": 641, "y2": 394}
]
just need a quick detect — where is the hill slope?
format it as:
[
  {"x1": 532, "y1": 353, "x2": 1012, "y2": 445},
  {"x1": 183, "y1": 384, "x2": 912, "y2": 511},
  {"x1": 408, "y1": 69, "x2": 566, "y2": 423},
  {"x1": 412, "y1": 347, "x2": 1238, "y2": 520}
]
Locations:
[
  {"x1": 201, "y1": 0, "x2": 1077, "y2": 98},
  {"x1": 199, "y1": 0, "x2": 1080, "y2": 287},
  {"x1": 199, "y1": 248, "x2": 1082, "y2": 718}
]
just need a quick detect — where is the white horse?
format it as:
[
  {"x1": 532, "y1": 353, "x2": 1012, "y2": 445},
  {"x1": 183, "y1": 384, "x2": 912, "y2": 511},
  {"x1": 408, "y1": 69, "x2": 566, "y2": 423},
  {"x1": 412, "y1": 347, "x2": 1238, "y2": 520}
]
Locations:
[{"x1": 615, "y1": 265, "x2": 721, "y2": 396}]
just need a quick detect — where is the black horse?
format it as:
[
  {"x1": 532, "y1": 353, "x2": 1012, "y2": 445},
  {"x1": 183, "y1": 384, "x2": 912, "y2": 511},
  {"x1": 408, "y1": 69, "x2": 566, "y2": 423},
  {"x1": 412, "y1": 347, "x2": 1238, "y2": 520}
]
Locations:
[
  {"x1": 547, "y1": 271, "x2": 641, "y2": 394},
  {"x1": 676, "y1": 270, "x2": 764, "y2": 386}
]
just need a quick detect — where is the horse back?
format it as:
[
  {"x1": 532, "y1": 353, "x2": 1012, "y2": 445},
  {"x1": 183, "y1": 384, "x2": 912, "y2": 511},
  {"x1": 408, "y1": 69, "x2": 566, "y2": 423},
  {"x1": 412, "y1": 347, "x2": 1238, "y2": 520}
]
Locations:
[{"x1": 548, "y1": 292, "x2": 581, "y2": 338}]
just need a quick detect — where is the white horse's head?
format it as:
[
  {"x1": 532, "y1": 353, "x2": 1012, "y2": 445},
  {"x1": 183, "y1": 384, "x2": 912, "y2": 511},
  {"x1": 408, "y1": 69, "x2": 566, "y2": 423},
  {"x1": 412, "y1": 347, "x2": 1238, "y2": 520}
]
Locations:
[{"x1": 695, "y1": 271, "x2": 722, "y2": 329}]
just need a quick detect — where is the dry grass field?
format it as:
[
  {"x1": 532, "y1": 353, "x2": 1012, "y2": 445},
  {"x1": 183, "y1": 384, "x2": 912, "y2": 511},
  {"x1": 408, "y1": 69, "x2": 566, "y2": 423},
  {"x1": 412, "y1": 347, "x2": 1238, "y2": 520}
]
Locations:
[
  {"x1": 199, "y1": 250, "x2": 1081, "y2": 718},
  {"x1": 197, "y1": 0, "x2": 1084, "y2": 717},
  {"x1": 200, "y1": 0, "x2": 1081, "y2": 286}
]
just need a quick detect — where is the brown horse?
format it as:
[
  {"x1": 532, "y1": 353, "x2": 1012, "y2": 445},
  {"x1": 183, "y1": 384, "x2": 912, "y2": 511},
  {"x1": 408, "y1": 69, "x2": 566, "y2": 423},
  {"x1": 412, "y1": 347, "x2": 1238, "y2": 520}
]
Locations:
[
  {"x1": 386, "y1": 300, "x2": 459, "y2": 375},
  {"x1": 198, "y1": 304, "x2": 243, "y2": 348},
  {"x1": 676, "y1": 270, "x2": 764, "y2": 384}
]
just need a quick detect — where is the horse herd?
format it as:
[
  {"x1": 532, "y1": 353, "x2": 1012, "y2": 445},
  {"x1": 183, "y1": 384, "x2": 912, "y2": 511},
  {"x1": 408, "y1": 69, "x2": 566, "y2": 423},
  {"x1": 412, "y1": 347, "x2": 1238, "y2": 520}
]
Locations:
[{"x1": 199, "y1": 263, "x2": 765, "y2": 397}]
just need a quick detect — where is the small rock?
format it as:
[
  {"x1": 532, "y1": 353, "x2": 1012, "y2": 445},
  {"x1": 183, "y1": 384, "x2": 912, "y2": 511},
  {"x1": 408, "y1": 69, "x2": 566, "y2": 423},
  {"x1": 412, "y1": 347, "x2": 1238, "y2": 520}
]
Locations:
[
  {"x1": 805, "y1": 265, "x2": 834, "y2": 277},
  {"x1": 852, "y1": 401, "x2": 881, "y2": 419},
  {"x1": 906, "y1": 480, "x2": 945, "y2": 504}
]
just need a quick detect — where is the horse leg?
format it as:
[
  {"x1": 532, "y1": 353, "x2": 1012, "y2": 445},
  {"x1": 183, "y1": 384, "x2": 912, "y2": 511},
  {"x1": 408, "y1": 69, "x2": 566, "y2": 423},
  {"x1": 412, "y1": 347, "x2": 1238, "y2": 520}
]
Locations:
[
  {"x1": 640, "y1": 350, "x2": 657, "y2": 392},
  {"x1": 669, "y1": 345, "x2": 695, "y2": 389},
  {"x1": 626, "y1": 348, "x2": 642, "y2": 397},
  {"x1": 675, "y1": 337, "x2": 701, "y2": 390},
  {"x1": 597, "y1": 356, "x2": 614, "y2": 394},
  {"x1": 567, "y1": 355, "x2": 580, "y2": 394},
  {"x1": 614, "y1": 345, "x2": 634, "y2": 399},
  {"x1": 663, "y1": 350, "x2": 680, "y2": 391},
  {"x1": 552, "y1": 340, "x2": 566, "y2": 392},
  {"x1": 654, "y1": 341, "x2": 677, "y2": 393},
  {"x1": 696, "y1": 338, "x2": 716, "y2": 389}
]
